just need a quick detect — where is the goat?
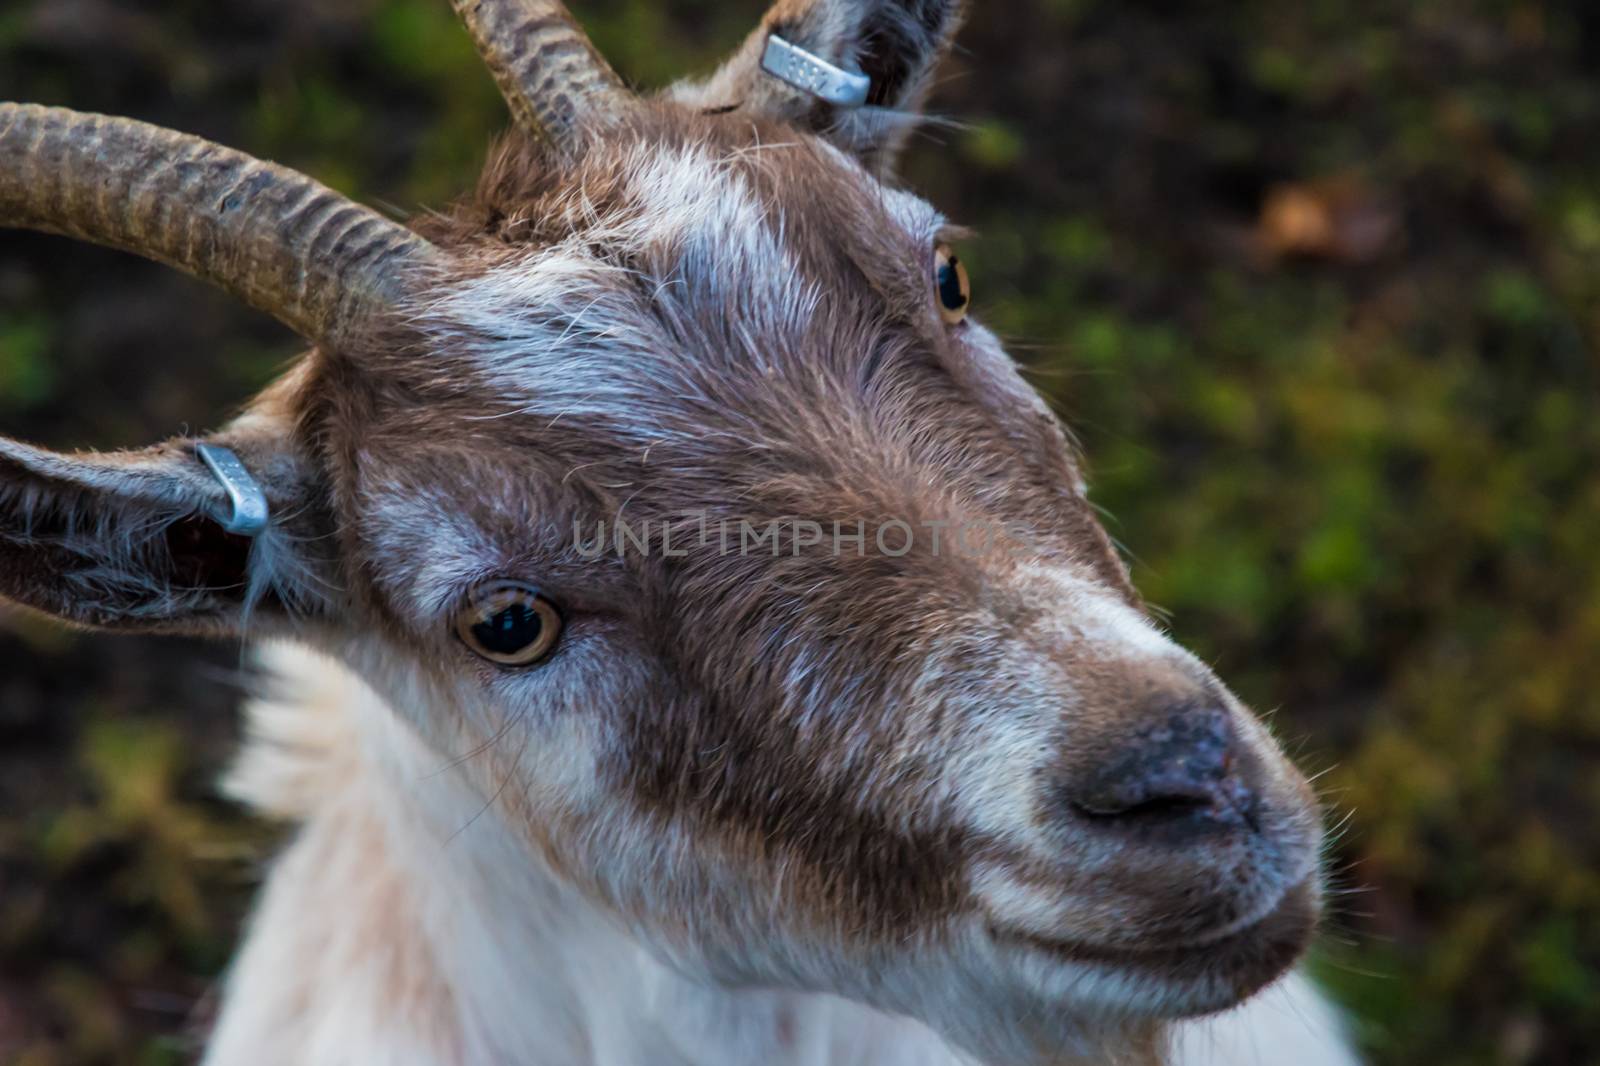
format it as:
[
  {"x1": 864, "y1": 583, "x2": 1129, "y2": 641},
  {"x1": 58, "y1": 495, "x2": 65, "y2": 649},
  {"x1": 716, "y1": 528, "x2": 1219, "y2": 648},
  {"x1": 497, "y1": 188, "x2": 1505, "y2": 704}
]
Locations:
[{"x1": 0, "y1": 2, "x2": 1361, "y2": 1063}]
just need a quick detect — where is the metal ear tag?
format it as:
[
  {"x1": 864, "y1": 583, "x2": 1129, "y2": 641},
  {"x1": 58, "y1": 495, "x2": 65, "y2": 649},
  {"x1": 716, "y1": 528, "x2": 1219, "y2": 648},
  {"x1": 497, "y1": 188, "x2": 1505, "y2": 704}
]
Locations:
[
  {"x1": 761, "y1": 34, "x2": 872, "y2": 109},
  {"x1": 196, "y1": 443, "x2": 270, "y2": 537}
]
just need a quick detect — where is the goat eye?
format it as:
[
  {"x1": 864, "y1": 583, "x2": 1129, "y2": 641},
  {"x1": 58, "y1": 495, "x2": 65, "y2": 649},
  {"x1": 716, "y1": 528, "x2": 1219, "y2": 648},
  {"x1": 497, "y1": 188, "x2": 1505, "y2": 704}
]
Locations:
[
  {"x1": 455, "y1": 582, "x2": 563, "y2": 666},
  {"x1": 934, "y1": 243, "x2": 971, "y2": 325}
]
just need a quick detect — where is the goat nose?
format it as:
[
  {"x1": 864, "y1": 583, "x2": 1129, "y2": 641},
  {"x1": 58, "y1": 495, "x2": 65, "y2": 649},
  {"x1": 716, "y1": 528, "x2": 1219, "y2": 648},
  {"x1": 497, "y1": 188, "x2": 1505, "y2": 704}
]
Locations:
[{"x1": 1063, "y1": 704, "x2": 1257, "y2": 839}]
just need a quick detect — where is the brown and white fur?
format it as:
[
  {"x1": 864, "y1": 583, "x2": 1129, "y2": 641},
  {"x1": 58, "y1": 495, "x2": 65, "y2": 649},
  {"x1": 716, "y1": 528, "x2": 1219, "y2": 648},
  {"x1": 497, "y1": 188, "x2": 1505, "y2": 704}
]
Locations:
[
  {"x1": 214, "y1": 640, "x2": 1355, "y2": 1066},
  {"x1": 0, "y1": 2, "x2": 1361, "y2": 1064}
]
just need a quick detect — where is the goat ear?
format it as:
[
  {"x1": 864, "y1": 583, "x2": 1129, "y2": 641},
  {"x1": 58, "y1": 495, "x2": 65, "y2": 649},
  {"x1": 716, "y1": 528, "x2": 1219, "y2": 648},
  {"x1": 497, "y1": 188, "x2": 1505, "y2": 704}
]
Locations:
[
  {"x1": 671, "y1": 0, "x2": 964, "y2": 174},
  {"x1": 0, "y1": 414, "x2": 333, "y2": 635}
]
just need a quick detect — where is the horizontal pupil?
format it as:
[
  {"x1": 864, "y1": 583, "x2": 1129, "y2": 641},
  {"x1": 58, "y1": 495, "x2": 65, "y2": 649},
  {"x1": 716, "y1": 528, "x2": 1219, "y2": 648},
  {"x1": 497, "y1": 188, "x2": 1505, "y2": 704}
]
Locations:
[
  {"x1": 472, "y1": 602, "x2": 543, "y2": 655},
  {"x1": 938, "y1": 261, "x2": 967, "y2": 310}
]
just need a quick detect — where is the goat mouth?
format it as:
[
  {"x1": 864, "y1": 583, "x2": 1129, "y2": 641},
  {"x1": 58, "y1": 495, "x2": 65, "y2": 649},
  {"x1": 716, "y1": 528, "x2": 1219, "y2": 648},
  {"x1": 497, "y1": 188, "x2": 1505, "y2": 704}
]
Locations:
[{"x1": 990, "y1": 876, "x2": 1318, "y2": 1016}]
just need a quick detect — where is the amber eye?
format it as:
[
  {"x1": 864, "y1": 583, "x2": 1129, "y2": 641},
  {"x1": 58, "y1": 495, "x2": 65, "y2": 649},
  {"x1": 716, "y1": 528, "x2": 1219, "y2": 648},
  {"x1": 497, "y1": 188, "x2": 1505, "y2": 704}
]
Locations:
[
  {"x1": 934, "y1": 243, "x2": 971, "y2": 325},
  {"x1": 455, "y1": 582, "x2": 563, "y2": 666}
]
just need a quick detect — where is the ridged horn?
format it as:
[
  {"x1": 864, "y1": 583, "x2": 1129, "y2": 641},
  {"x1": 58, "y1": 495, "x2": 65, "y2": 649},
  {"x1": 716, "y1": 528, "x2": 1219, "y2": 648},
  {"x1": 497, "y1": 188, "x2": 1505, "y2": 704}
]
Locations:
[
  {"x1": 450, "y1": 0, "x2": 633, "y2": 146},
  {"x1": 0, "y1": 103, "x2": 441, "y2": 347}
]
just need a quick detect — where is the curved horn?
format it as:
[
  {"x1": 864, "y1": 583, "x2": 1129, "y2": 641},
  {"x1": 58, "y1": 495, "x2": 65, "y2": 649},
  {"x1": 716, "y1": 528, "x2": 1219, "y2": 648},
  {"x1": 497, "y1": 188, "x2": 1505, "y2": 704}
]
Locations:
[
  {"x1": 0, "y1": 103, "x2": 441, "y2": 347},
  {"x1": 450, "y1": 0, "x2": 633, "y2": 146}
]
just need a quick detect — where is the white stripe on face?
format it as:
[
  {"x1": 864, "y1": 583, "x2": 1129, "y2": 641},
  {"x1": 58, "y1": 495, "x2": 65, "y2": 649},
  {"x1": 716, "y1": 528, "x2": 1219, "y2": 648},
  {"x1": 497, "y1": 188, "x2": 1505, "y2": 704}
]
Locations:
[{"x1": 425, "y1": 142, "x2": 829, "y2": 430}]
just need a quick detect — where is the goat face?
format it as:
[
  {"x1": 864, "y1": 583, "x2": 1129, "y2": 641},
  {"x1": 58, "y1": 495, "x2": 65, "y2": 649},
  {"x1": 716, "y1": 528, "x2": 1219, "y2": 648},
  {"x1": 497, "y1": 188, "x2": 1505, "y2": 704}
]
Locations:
[
  {"x1": 0, "y1": 1, "x2": 1324, "y2": 1062},
  {"x1": 321, "y1": 108, "x2": 1324, "y2": 1059}
]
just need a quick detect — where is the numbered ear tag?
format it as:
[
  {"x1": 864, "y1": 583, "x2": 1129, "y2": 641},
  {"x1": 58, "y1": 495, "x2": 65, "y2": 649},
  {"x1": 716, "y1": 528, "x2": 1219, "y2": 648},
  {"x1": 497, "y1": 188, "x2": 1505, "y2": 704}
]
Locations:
[
  {"x1": 196, "y1": 443, "x2": 270, "y2": 537},
  {"x1": 761, "y1": 34, "x2": 872, "y2": 109}
]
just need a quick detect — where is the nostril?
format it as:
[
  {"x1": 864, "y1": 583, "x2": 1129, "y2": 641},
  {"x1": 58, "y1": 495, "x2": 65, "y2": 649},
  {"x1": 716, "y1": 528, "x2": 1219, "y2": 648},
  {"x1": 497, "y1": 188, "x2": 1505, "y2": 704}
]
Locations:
[
  {"x1": 1061, "y1": 703, "x2": 1257, "y2": 837},
  {"x1": 1074, "y1": 790, "x2": 1215, "y2": 822}
]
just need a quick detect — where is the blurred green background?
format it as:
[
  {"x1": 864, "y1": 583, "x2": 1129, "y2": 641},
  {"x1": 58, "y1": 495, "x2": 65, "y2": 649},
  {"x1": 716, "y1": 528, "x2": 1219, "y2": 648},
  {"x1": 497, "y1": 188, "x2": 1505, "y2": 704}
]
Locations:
[{"x1": 1, "y1": 0, "x2": 1598, "y2": 1063}]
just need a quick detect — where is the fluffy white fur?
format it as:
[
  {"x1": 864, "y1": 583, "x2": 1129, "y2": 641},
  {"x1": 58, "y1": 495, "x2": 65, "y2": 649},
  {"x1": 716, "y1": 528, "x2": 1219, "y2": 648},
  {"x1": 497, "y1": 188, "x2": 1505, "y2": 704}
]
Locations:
[{"x1": 213, "y1": 642, "x2": 1360, "y2": 1066}]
